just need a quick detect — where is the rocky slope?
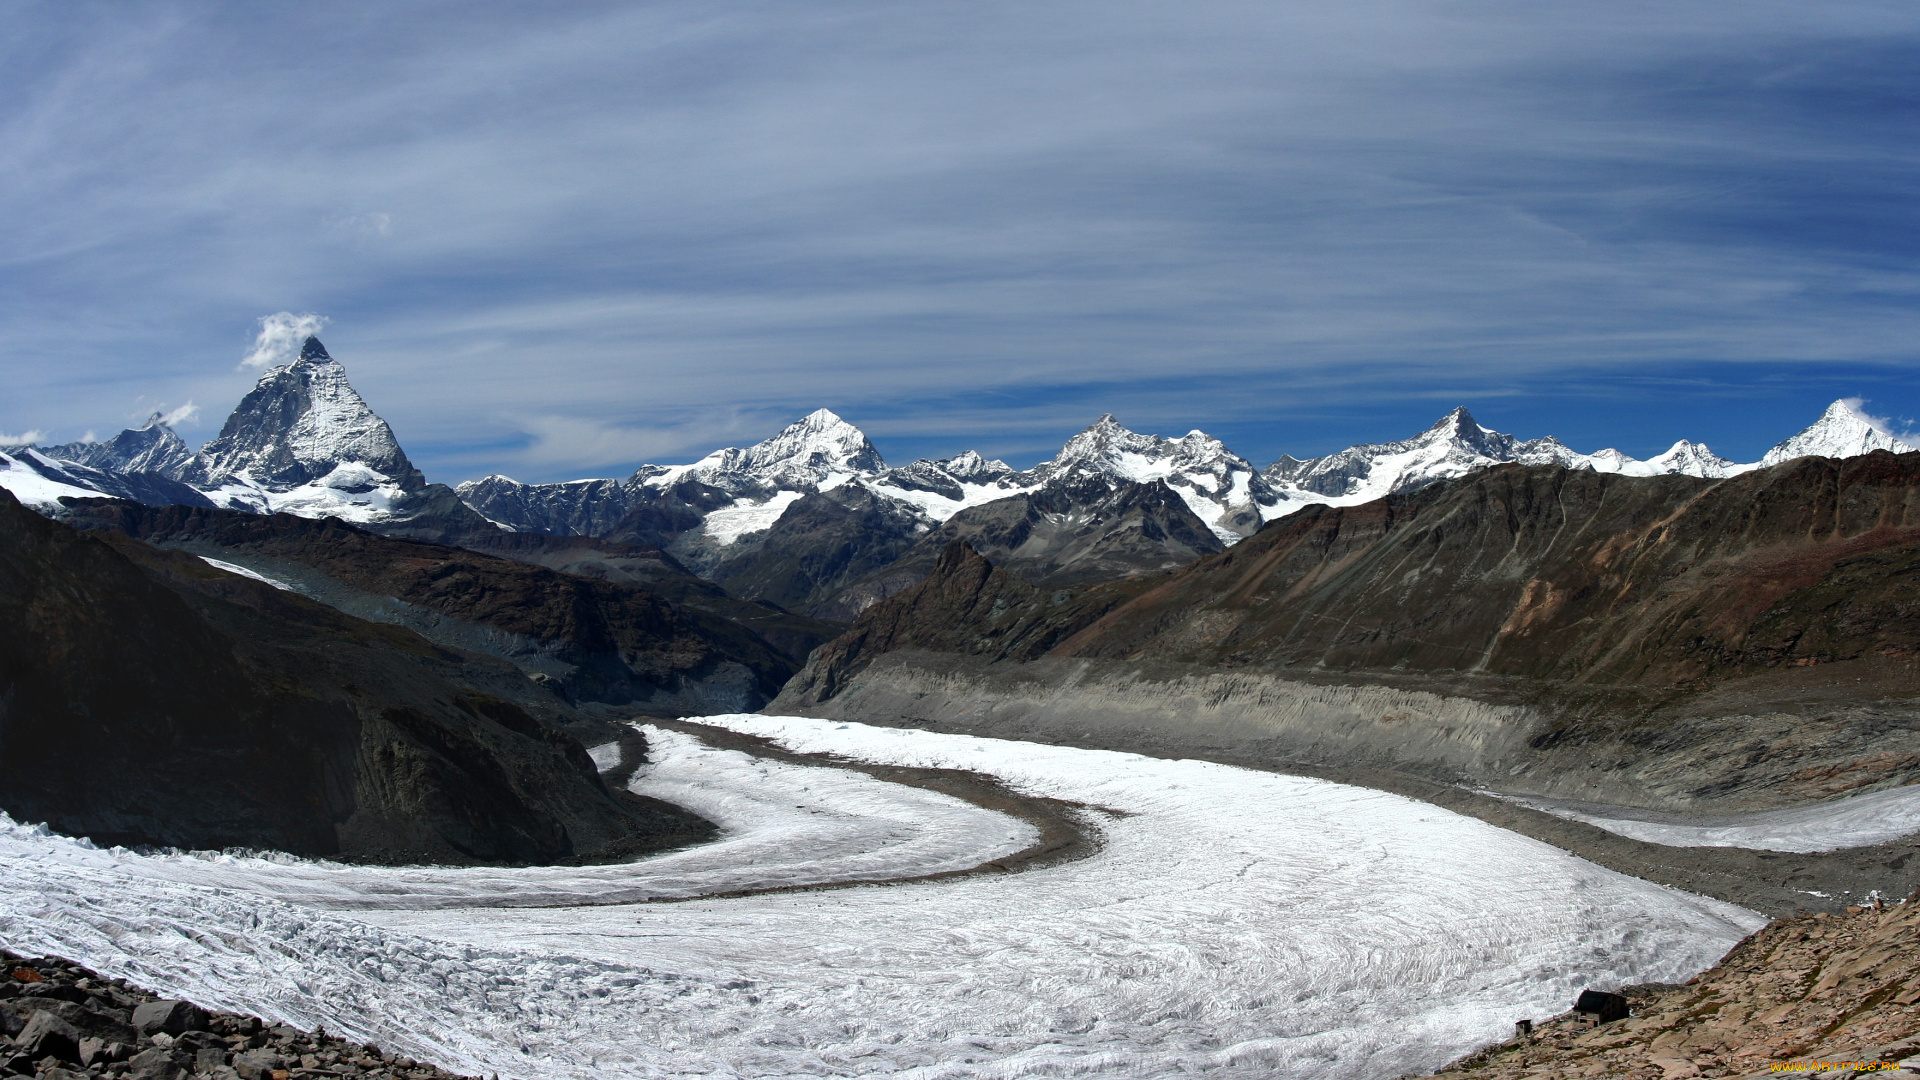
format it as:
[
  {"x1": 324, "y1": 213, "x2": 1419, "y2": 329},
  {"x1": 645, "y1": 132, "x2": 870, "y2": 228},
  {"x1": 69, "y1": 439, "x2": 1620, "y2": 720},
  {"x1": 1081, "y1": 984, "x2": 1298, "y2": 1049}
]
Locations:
[
  {"x1": 0, "y1": 949, "x2": 481, "y2": 1079},
  {"x1": 810, "y1": 477, "x2": 1220, "y2": 620},
  {"x1": 1429, "y1": 898, "x2": 1920, "y2": 1078},
  {"x1": 59, "y1": 500, "x2": 800, "y2": 714},
  {"x1": 452, "y1": 529, "x2": 841, "y2": 664},
  {"x1": 0, "y1": 488, "x2": 710, "y2": 863},
  {"x1": 776, "y1": 452, "x2": 1920, "y2": 813}
]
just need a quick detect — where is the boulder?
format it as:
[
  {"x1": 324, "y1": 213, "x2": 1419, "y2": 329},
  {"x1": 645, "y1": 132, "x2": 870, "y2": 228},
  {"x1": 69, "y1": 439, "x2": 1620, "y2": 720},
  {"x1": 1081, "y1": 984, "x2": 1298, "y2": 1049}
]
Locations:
[
  {"x1": 126, "y1": 1044, "x2": 191, "y2": 1080},
  {"x1": 13, "y1": 1009, "x2": 81, "y2": 1062},
  {"x1": 232, "y1": 1050, "x2": 287, "y2": 1080},
  {"x1": 132, "y1": 998, "x2": 209, "y2": 1036}
]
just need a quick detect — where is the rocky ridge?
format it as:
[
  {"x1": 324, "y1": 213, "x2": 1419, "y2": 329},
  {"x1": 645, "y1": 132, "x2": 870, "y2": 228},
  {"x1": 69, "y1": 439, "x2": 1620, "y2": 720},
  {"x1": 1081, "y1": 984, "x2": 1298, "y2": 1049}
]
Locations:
[
  {"x1": 5, "y1": 330, "x2": 1913, "y2": 626},
  {"x1": 776, "y1": 451, "x2": 1920, "y2": 813},
  {"x1": 450, "y1": 398, "x2": 1913, "y2": 619},
  {"x1": 0, "y1": 950, "x2": 478, "y2": 1080},
  {"x1": 57, "y1": 501, "x2": 804, "y2": 714}
]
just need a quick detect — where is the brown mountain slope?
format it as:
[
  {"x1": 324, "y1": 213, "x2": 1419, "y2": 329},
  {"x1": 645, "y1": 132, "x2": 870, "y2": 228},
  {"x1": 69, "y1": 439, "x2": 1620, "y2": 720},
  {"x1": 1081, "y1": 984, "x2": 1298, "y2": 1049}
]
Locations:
[
  {"x1": 0, "y1": 489, "x2": 710, "y2": 862},
  {"x1": 777, "y1": 453, "x2": 1920, "y2": 812},
  {"x1": 1054, "y1": 451, "x2": 1920, "y2": 684},
  {"x1": 61, "y1": 500, "x2": 798, "y2": 713}
]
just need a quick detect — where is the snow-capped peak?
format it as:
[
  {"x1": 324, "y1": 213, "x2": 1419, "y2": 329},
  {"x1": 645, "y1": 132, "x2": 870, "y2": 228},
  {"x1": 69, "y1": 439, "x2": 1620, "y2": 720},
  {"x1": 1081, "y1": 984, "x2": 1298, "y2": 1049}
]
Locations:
[
  {"x1": 37, "y1": 412, "x2": 196, "y2": 477},
  {"x1": 939, "y1": 449, "x2": 1014, "y2": 482},
  {"x1": 1020, "y1": 415, "x2": 1280, "y2": 541},
  {"x1": 1760, "y1": 399, "x2": 1917, "y2": 467},
  {"x1": 642, "y1": 408, "x2": 886, "y2": 492},
  {"x1": 181, "y1": 335, "x2": 426, "y2": 503}
]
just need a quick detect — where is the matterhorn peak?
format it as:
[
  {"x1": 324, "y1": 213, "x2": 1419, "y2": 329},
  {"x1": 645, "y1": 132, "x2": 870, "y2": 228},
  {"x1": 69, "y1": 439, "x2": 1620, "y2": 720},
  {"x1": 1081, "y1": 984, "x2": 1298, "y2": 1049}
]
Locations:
[
  {"x1": 1761, "y1": 398, "x2": 1917, "y2": 467},
  {"x1": 183, "y1": 336, "x2": 424, "y2": 493}
]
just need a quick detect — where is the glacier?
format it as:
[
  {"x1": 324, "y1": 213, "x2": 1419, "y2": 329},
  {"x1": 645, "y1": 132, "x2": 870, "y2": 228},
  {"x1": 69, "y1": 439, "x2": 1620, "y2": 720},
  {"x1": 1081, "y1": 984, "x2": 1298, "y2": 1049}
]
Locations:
[
  {"x1": 1495, "y1": 784, "x2": 1920, "y2": 855},
  {"x1": 1, "y1": 715, "x2": 1764, "y2": 1080}
]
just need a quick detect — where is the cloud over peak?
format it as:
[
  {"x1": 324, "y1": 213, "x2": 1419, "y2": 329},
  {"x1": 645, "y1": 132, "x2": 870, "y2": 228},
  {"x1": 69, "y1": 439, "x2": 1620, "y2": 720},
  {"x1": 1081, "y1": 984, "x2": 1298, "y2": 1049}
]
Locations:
[{"x1": 241, "y1": 313, "x2": 330, "y2": 370}]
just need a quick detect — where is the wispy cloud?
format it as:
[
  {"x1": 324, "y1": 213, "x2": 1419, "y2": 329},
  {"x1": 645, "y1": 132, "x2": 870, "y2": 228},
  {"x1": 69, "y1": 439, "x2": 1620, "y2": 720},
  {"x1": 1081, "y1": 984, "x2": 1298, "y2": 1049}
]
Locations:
[
  {"x1": 0, "y1": 430, "x2": 47, "y2": 446},
  {"x1": 1, "y1": 3, "x2": 1917, "y2": 477},
  {"x1": 241, "y1": 313, "x2": 329, "y2": 369}
]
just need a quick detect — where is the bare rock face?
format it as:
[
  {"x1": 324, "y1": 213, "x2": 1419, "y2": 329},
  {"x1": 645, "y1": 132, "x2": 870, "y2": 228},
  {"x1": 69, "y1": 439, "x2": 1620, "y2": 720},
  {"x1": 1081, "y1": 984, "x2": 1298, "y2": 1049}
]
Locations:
[{"x1": 811, "y1": 475, "x2": 1224, "y2": 620}]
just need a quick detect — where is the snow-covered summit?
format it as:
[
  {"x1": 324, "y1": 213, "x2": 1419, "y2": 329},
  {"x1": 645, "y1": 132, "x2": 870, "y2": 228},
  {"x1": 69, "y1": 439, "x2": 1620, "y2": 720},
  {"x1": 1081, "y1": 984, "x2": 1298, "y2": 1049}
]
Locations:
[
  {"x1": 643, "y1": 408, "x2": 885, "y2": 493},
  {"x1": 1023, "y1": 416, "x2": 1284, "y2": 540},
  {"x1": 1270, "y1": 407, "x2": 1587, "y2": 504},
  {"x1": 38, "y1": 412, "x2": 195, "y2": 477},
  {"x1": 1261, "y1": 406, "x2": 1774, "y2": 505},
  {"x1": 183, "y1": 336, "x2": 424, "y2": 494},
  {"x1": 1760, "y1": 399, "x2": 1917, "y2": 467}
]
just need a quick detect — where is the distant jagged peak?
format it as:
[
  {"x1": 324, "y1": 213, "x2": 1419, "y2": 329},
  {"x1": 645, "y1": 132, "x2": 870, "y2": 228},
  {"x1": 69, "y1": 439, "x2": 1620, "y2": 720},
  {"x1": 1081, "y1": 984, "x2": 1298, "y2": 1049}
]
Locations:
[
  {"x1": 1761, "y1": 398, "x2": 1917, "y2": 467},
  {"x1": 37, "y1": 410, "x2": 195, "y2": 477},
  {"x1": 1044, "y1": 414, "x2": 1252, "y2": 479},
  {"x1": 939, "y1": 449, "x2": 1014, "y2": 481},
  {"x1": 1644, "y1": 439, "x2": 1742, "y2": 478},
  {"x1": 642, "y1": 408, "x2": 886, "y2": 492}
]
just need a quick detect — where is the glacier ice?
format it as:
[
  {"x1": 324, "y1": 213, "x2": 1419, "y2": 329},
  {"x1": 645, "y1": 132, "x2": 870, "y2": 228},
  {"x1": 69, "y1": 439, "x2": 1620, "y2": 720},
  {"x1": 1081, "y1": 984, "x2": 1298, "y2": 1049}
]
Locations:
[{"x1": 0, "y1": 715, "x2": 1765, "y2": 1080}]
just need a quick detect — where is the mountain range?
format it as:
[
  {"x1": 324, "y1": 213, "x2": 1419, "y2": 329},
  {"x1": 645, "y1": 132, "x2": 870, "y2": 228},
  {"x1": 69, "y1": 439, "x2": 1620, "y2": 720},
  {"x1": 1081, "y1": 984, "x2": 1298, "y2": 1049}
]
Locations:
[{"x1": 2, "y1": 335, "x2": 1915, "y2": 621}]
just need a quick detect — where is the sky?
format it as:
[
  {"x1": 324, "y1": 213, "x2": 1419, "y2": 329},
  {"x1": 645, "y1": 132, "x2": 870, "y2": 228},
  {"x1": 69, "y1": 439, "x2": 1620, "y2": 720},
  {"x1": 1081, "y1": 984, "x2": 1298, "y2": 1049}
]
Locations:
[{"x1": 2, "y1": 1, "x2": 1918, "y2": 480}]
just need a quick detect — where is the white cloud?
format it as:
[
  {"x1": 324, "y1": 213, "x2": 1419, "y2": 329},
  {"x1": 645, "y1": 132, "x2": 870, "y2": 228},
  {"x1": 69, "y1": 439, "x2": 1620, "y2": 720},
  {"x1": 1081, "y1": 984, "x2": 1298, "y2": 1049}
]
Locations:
[
  {"x1": 241, "y1": 312, "x2": 329, "y2": 369},
  {"x1": 0, "y1": 429, "x2": 47, "y2": 446},
  {"x1": 158, "y1": 400, "x2": 200, "y2": 427},
  {"x1": 1840, "y1": 398, "x2": 1920, "y2": 445}
]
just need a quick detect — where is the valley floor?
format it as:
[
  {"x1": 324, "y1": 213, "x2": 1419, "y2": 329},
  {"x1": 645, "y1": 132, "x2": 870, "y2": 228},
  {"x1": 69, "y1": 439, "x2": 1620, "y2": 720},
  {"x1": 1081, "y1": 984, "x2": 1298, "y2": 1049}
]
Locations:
[{"x1": 3, "y1": 716, "x2": 1765, "y2": 1079}]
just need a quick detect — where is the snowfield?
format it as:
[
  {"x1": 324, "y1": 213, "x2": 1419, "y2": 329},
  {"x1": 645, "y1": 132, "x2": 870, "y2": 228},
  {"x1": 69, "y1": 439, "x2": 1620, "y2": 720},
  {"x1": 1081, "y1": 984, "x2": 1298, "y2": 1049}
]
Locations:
[
  {"x1": 1, "y1": 716, "x2": 1764, "y2": 1080},
  {"x1": 1497, "y1": 784, "x2": 1920, "y2": 854}
]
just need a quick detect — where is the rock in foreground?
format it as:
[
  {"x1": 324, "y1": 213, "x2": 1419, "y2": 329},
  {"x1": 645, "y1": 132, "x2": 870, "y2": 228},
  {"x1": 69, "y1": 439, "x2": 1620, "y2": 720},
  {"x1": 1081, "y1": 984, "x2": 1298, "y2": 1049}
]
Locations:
[
  {"x1": 1431, "y1": 896, "x2": 1920, "y2": 1078},
  {"x1": 0, "y1": 950, "x2": 478, "y2": 1080}
]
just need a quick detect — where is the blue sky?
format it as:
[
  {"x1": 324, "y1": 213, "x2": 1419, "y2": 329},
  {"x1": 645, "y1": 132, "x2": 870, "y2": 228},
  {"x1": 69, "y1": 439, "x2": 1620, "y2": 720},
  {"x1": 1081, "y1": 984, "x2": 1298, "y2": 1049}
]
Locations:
[{"x1": 3, "y1": 1, "x2": 1917, "y2": 479}]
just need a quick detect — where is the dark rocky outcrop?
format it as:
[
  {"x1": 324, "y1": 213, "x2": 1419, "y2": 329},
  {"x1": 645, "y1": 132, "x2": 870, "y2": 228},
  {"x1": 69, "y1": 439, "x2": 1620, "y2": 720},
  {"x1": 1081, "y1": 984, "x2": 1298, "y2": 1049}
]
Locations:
[
  {"x1": 810, "y1": 476, "x2": 1224, "y2": 620},
  {"x1": 0, "y1": 488, "x2": 710, "y2": 862},
  {"x1": 696, "y1": 484, "x2": 933, "y2": 615},
  {"x1": 452, "y1": 530, "x2": 843, "y2": 664},
  {"x1": 777, "y1": 454, "x2": 1920, "y2": 813},
  {"x1": 59, "y1": 500, "x2": 799, "y2": 713}
]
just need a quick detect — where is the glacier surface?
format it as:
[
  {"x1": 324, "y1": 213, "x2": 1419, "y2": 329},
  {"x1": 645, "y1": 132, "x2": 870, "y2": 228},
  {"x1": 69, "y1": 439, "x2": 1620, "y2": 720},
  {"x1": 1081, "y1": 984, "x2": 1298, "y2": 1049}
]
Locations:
[
  {"x1": 1497, "y1": 784, "x2": 1920, "y2": 854},
  {"x1": 2, "y1": 716, "x2": 1765, "y2": 1080}
]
